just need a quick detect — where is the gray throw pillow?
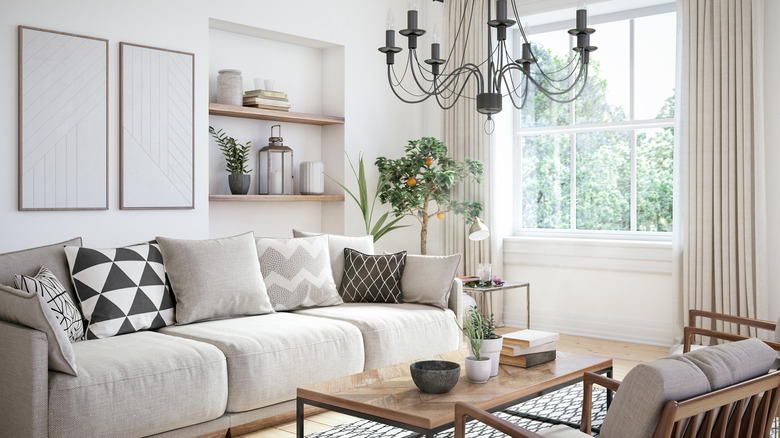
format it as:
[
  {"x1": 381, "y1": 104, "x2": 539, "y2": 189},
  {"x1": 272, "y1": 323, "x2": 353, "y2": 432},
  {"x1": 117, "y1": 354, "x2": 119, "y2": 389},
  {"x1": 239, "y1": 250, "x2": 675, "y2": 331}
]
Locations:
[
  {"x1": 292, "y1": 230, "x2": 375, "y2": 290},
  {"x1": 14, "y1": 267, "x2": 85, "y2": 342},
  {"x1": 0, "y1": 284, "x2": 78, "y2": 375},
  {"x1": 157, "y1": 232, "x2": 274, "y2": 324},
  {"x1": 256, "y1": 235, "x2": 342, "y2": 311},
  {"x1": 0, "y1": 237, "x2": 82, "y2": 303},
  {"x1": 400, "y1": 254, "x2": 461, "y2": 309},
  {"x1": 340, "y1": 249, "x2": 406, "y2": 303}
]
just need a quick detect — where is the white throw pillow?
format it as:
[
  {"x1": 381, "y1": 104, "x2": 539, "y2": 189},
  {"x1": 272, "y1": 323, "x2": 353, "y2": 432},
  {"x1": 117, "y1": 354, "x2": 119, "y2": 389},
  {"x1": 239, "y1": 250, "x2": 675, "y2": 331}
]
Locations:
[
  {"x1": 255, "y1": 235, "x2": 343, "y2": 311},
  {"x1": 292, "y1": 230, "x2": 375, "y2": 290},
  {"x1": 14, "y1": 267, "x2": 85, "y2": 342},
  {"x1": 400, "y1": 253, "x2": 461, "y2": 309},
  {"x1": 157, "y1": 232, "x2": 274, "y2": 325}
]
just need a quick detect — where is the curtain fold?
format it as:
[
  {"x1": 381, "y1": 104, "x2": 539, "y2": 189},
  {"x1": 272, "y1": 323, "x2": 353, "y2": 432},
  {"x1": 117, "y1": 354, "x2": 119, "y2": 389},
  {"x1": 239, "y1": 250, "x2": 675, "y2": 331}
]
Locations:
[
  {"x1": 675, "y1": 0, "x2": 767, "y2": 342},
  {"x1": 442, "y1": 0, "x2": 492, "y2": 277}
]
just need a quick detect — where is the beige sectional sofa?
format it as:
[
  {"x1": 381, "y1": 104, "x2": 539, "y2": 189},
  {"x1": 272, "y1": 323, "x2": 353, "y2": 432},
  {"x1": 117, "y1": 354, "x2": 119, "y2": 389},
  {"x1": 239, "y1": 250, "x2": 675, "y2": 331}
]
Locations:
[{"x1": 0, "y1": 236, "x2": 463, "y2": 438}]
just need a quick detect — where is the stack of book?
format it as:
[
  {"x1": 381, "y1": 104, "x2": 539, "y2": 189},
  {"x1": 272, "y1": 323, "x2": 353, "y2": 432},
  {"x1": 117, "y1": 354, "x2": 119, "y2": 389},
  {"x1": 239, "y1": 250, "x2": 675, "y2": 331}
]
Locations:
[
  {"x1": 242, "y1": 89, "x2": 291, "y2": 111},
  {"x1": 498, "y1": 329, "x2": 559, "y2": 368}
]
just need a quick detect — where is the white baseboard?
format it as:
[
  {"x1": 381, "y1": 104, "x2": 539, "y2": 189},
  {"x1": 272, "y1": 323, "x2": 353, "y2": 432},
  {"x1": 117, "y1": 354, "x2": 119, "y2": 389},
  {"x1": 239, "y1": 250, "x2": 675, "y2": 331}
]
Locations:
[{"x1": 503, "y1": 305, "x2": 674, "y2": 347}]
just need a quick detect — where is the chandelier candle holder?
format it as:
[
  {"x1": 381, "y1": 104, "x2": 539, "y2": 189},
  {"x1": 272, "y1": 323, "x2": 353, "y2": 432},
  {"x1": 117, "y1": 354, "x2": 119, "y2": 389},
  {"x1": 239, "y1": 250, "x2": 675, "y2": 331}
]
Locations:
[
  {"x1": 258, "y1": 125, "x2": 294, "y2": 195},
  {"x1": 378, "y1": 0, "x2": 597, "y2": 132}
]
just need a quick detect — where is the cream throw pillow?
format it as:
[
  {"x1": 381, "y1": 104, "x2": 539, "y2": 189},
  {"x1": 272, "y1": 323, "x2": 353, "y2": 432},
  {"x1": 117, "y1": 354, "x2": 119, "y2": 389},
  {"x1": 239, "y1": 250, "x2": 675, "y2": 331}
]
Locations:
[
  {"x1": 157, "y1": 232, "x2": 274, "y2": 325},
  {"x1": 291, "y1": 230, "x2": 375, "y2": 290},
  {"x1": 400, "y1": 253, "x2": 461, "y2": 309}
]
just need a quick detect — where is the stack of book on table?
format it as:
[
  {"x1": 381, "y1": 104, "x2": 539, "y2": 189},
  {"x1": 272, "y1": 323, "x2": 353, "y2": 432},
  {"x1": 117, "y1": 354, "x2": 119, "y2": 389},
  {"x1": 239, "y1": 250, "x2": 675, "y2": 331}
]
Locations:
[
  {"x1": 499, "y1": 329, "x2": 559, "y2": 368},
  {"x1": 242, "y1": 89, "x2": 291, "y2": 111}
]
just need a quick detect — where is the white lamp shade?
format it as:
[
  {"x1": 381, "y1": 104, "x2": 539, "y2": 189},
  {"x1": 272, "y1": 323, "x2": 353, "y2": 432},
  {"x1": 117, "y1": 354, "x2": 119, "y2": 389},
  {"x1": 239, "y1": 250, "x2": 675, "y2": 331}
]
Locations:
[{"x1": 468, "y1": 217, "x2": 490, "y2": 241}]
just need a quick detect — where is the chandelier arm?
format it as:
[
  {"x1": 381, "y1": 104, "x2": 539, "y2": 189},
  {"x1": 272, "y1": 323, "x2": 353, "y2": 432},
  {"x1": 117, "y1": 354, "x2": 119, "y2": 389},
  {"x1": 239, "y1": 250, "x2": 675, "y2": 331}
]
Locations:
[
  {"x1": 386, "y1": 66, "x2": 433, "y2": 104},
  {"x1": 527, "y1": 61, "x2": 587, "y2": 97},
  {"x1": 433, "y1": 67, "x2": 485, "y2": 110},
  {"x1": 531, "y1": 55, "x2": 582, "y2": 87},
  {"x1": 390, "y1": 54, "x2": 438, "y2": 98},
  {"x1": 509, "y1": 0, "x2": 530, "y2": 45},
  {"x1": 440, "y1": 0, "x2": 475, "y2": 76},
  {"x1": 529, "y1": 65, "x2": 590, "y2": 104},
  {"x1": 433, "y1": 62, "x2": 485, "y2": 97}
]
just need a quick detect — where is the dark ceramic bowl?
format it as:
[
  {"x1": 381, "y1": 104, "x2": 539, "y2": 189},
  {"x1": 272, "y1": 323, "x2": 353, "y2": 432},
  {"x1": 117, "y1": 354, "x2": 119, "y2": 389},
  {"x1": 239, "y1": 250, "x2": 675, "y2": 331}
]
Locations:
[{"x1": 410, "y1": 360, "x2": 461, "y2": 394}]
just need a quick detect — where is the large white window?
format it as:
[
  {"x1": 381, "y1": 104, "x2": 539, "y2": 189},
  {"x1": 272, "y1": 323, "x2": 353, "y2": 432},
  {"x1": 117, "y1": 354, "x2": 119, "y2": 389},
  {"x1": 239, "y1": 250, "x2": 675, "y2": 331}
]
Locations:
[{"x1": 514, "y1": 6, "x2": 676, "y2": 238}]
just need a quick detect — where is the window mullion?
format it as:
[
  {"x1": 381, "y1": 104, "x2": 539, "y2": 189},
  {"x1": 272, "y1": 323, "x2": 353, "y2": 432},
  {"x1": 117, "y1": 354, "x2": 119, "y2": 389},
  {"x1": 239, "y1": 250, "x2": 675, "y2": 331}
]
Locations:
[
  {"x1": 571, "y1": 133, "x2": 577, "y2": 230},
  {"x1": 631, "y1": 130, "x2": 637, "y2": 231},
  {"x1": 629, "y1": 18, "x2": 637, "y2": 231}
]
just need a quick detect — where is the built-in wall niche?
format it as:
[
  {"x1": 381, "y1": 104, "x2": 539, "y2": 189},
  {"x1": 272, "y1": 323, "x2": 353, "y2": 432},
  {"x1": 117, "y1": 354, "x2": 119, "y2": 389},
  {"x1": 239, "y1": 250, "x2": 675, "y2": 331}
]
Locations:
[{"x1": 207, "y1": 19, "x2": 345, "y2": 238}]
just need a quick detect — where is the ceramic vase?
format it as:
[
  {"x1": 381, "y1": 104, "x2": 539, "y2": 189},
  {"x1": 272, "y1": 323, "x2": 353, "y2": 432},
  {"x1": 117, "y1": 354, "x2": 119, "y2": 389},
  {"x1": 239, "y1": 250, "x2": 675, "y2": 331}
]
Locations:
[
  {"x1": 299, "y1": 161, "x2": 324, "y2": 195},
  {"x1": 228, "y1": 174, "x2": 251, "y2": 195},
  {"x1": 481, "y1": 337, "x2": 504, "y2": 376},
  {"x1": 464, "y1": 356, "x2": 491, "y2": 383},
  {"x1": 217, "y1": 69, "x2": 243, "y2": 106}
]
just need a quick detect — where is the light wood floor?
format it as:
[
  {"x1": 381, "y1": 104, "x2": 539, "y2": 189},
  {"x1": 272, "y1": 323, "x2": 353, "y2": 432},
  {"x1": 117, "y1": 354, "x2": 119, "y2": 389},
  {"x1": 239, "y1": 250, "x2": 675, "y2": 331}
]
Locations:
[{"x1": 237, "y1": 331, "x2": 669, "y2": 438}]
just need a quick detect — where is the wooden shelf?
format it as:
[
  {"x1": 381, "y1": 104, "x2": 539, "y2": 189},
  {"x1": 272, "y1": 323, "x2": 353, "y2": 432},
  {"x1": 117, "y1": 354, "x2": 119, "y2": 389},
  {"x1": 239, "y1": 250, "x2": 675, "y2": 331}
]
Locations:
[
  {"x1": 209, "y1": 194, "x2": 344, "y2": 203},
  {"x1": 209, "y1": 103, "x2": 344, "y2": 126}
]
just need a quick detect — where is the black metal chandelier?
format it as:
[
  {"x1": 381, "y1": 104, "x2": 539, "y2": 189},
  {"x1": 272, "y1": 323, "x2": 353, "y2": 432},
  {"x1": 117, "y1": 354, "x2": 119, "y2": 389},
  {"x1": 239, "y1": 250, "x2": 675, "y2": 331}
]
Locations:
[{"x1": 379, "y1": 0, "x2": 597, "y2": 126}]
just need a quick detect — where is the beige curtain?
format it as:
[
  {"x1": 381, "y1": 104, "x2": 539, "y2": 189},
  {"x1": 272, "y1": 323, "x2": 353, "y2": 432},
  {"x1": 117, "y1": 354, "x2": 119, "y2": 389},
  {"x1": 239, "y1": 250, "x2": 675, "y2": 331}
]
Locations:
[
  {"x1": 442, "y1": 0, "x2": 492, "y2": 277},
  {"x1": 675, "y1": 0, "x2": 768, "y2": 341}
]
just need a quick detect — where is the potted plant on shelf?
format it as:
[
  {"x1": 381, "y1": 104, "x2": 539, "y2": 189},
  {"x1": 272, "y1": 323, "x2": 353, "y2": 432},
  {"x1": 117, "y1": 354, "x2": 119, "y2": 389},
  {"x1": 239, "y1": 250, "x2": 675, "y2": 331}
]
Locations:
[
  {"x1": 209, "y1": 126, "x2": 252, "y2": 195},
  {"x1": 455, "y1": 307, "x2": 492, "y2": 383},
  {"x1": 375, "y1": 137, "x2": 483, "y2": 254}
]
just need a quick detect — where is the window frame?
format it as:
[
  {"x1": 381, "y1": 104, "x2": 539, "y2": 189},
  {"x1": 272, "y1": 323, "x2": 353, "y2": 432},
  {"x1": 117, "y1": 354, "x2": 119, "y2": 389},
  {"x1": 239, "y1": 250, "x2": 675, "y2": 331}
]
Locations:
[{"x1": 513, "y1": 4, "x2": 676, "y2": 241}]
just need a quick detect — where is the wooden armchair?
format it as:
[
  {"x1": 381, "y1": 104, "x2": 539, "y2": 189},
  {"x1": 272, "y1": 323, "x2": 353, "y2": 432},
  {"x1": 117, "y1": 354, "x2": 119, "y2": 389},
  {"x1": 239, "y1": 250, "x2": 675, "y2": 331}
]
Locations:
[
  {"x1": 454, "y1": 338, "x2": 780, "y2": 438},
  {"x1": 683, "y1": 309, "x2": 780, "y2": 353}
]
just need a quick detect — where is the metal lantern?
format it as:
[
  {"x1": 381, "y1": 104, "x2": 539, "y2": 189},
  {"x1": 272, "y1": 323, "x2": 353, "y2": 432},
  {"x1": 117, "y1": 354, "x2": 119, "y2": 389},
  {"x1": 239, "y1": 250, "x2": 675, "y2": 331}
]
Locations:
[{"x1": 258, "y1": 124, "x2": 294, "y2": 195}]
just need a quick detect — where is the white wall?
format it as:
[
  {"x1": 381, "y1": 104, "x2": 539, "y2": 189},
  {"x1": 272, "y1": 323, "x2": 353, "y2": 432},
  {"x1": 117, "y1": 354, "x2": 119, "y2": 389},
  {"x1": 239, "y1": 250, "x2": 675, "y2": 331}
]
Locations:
[{"x1": 0, "y1": 0, "x2": 435, "y2": 252}]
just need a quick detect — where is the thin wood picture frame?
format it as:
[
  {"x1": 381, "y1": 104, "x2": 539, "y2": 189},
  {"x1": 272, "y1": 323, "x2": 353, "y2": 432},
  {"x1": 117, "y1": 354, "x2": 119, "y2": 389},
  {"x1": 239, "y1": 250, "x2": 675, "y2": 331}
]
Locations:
[
  {"x1": 119, "y1": 42, "x2": 195, "y2": 210},
  {"x1": 18, "y1": 26, "x2": 109, "y2": 211}
]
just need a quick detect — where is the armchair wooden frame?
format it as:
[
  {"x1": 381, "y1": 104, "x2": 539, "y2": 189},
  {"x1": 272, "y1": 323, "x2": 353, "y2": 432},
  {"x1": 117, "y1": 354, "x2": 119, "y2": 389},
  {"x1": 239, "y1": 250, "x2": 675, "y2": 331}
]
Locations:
[
  {"x1": 454, "y1": 370, "x2": 780, "y2": 438},
  {"x1": 684, "y1": 309, "x2": 780, "y2": 353}
]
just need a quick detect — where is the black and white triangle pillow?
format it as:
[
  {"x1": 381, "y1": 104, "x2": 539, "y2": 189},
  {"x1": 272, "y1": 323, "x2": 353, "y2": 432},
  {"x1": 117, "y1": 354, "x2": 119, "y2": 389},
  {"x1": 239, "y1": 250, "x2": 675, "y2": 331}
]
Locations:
[
  {"x1": 64, "y1": 243, "x2": 175, "y2": 339},
  {"x1": 14, "y1": 266, "x2": 85, "y2": 342}
]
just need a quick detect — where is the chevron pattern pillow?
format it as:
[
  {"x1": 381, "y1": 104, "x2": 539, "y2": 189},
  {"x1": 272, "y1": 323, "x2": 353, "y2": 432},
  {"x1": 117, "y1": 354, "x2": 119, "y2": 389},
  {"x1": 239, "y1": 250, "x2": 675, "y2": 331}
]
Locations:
[
  {"x1": 64, "y1": 243, "x2": 175, "y2": 339},
  {"x1": 340, "y1": 249, "x2": 406, "y2": 303},
  {"x1": 256, "y1": 235, "x2": 343, "y2": 311}
]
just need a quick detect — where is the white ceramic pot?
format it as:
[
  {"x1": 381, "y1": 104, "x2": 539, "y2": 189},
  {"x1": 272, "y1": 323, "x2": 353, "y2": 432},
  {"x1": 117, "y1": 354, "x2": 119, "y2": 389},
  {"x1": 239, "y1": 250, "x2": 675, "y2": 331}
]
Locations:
[
  {"x1": 464, "y1": 356, "x2": 491, "y2": 383},
  {"x1": 217, "y1": 69, "x2": 243, "y2": 106},
  {"x1": 299, "y1": 161, "x2": 324, "y2": 195},
  {"x1": 481, "y1": 337, "x2": 504, "y2": 377}
]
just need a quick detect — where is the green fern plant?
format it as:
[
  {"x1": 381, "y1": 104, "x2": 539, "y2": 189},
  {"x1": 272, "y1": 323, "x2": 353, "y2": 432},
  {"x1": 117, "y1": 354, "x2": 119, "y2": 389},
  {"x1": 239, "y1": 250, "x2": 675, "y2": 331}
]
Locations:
[
  {"x1": 455, "y1": 307, "x2": 485, "y2": 360},
  {"x1": 209, "y1": 126, "x2": 251, "y2": 175}
]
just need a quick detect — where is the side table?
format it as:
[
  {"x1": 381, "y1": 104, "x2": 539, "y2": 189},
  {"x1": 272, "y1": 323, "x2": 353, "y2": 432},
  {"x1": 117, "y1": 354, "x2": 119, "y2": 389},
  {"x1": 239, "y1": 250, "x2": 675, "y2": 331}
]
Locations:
[{"x1": 463, "y1": 281, "x2": 530, "y2": 328}]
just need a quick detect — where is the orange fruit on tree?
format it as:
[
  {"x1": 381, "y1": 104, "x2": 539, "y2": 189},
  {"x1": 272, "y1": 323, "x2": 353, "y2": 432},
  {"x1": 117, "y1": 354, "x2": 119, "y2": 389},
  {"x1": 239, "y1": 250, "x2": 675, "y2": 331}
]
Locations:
[
  {"x1": 437, "y1": 212, "x2": 445, "y2": 219},
  {"x1": 407, "y1": 177, "x2": 417, "y2": 186},
  {"x1": 425, "y1": 157, "x2": 434, "y2": 167}
]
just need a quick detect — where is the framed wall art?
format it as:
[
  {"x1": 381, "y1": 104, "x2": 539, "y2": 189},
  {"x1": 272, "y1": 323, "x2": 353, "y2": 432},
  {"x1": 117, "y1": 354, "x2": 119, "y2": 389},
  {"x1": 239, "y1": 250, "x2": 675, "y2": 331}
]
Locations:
[
  {"x1": 18, "y1": 26, "x2": 109, "y2": 211},
  {"x1": 120, "y1": 42, "x2": 195, "y2": 209}
]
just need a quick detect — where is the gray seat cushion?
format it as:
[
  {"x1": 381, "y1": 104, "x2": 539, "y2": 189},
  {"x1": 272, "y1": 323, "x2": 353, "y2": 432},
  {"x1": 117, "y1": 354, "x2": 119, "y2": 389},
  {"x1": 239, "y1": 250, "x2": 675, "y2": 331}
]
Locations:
[
  {"x1": 600, "y1": 355, "x2": 710, "y2": 438},
  {"x1": 48, "y1": 331, "x2": 227, "y2": 438},
  {"x1": 159, "y1": 312, "x2": 365, "y2": 412},
  {"x1": 294, "y1": 303, "x2": 460, "y2": 370},
  {"x1": 683, "y1": 337, "x2": 776, "y2": 390}
]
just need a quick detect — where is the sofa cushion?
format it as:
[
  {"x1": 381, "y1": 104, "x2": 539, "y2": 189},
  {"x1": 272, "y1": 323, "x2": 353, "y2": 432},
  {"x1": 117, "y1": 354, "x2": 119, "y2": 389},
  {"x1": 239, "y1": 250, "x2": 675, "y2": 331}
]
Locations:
[
  {"x1": 14, "y1": 267, "x2": 85, "y2": 342},
  {"x1": 539, "y1": 424, "x2": 591, "y2": 437},
  {"x1": 0, "y1": 237, "x2": 82, "y2": 304},
  {"x1": 64, "y1": 243, "x2": 175, "y2": 339},
  {"x1": 48, "y1": 331, "x2": 227, "y2": 438},
  {"x1": 157, "y1": 232, "x2": 274, "y2": 324},
  {"x1": 292, "y1": 230, "x2": 375, "y2": 289},
  {"x1": 600, "y1": 355, "x2": 710, "y2": 438},
  {"x1": 341, "y1": 249, "x2": 406, "y2": 303},
  {"x1": 158, "y1": 312, "x2": 365, "y2": 412},
  {"x1": 255, "y1": 235, "x2": 342, "y2": 311},
  {"x1": 0, "y1": 284, "x2": 78, "y2": 375},
  {"x1": 683, "y1": 337, "x2": 776, "y2": 390},
  {"x1": 401, "y1": 254, "x2": 461, "y2": 309},
  {"x1": 294, "y1": 303, "x2": 460, "y2": 370}
]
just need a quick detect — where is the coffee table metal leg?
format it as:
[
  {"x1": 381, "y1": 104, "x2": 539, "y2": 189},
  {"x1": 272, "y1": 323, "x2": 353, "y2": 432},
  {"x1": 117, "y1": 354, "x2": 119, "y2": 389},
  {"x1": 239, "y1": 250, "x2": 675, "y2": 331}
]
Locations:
[{"x1": 296, "y1": 398, "x2": 305, "y2": 438}]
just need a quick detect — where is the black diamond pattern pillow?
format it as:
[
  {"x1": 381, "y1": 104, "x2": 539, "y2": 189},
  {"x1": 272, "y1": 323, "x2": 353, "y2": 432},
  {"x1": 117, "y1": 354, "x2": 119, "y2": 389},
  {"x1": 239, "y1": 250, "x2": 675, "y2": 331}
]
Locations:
[
  {"x1": 64, "y1": 243, "x2": 175, "y2": 339},
  {"x1": 340, "y1": 249, "x2": 406, "y2": 303},
  {"x1": 14, "y1": 267, "x2": 85, "y2": 342}
]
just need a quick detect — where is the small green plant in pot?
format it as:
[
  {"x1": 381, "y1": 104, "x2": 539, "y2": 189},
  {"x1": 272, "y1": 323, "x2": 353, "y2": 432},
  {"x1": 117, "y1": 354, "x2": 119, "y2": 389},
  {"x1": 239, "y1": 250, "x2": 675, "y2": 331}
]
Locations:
[
  {"x1": 479, "y1": 313, "x2": 503, "y2": 377},
  {"x1": 210, "y1": 126, "x2": 252, "y2": 195},
  {"x1": 455, "y1": 307, "x2": 492, "y2": 383}
]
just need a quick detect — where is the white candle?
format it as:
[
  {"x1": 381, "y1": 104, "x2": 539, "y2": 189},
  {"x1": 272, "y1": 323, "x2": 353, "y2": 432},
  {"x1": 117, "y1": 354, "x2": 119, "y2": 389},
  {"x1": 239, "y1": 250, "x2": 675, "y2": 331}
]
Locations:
[{"x1": 270, "y1": 170, "x2": 282, "y2": 194}]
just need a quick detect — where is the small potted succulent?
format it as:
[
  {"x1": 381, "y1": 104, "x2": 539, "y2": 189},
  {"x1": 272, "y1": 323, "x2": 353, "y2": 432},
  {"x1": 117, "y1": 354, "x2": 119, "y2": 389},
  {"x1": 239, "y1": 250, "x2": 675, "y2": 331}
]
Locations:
[
  {"x1": 455, "y1": 307, "x2": 492, "y2": 383},
  {"x1": 209, "y1": 126, "x2": 252, "y2": 195}
]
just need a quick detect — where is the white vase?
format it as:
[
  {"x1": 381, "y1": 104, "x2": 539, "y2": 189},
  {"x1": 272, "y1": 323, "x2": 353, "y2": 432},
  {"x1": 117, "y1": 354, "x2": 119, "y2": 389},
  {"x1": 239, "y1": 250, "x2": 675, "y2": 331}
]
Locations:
[
  {"x1": 481, "y1": 337, "x2": 504, "y2": 377},
  {"x1": 299, "y1": 161, "x2": 324, "y2": 195},
  {"x1": 217, "y1": 69, "x2": 243, "y2": 106},
  {"x1": 464, "y1": 356, "x2": 492, "y2": 383}
]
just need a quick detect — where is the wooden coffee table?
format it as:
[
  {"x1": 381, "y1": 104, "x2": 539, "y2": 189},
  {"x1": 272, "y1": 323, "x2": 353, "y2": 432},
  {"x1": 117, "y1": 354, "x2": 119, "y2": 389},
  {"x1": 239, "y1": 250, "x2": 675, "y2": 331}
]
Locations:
[{"x1": 296, "y1": 349, "x2": 612, "y2": 437}]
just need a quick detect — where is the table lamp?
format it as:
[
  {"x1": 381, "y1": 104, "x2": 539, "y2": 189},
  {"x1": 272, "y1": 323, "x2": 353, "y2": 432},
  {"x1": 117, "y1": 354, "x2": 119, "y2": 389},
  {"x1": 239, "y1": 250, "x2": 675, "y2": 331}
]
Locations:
[{"x1": 468, "y1": 218, "x2": 491, "y2": 282}]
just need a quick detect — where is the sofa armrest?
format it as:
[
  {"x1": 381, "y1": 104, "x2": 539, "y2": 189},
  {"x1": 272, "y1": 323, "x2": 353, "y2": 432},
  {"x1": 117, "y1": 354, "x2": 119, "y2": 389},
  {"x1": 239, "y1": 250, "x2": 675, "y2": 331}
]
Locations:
[
  {"x1": 449, "y1": 279, "x2": 464, "y2": 343},
  {"x1": 0, "y1": 320, "x2": 49, "y2": 437}
]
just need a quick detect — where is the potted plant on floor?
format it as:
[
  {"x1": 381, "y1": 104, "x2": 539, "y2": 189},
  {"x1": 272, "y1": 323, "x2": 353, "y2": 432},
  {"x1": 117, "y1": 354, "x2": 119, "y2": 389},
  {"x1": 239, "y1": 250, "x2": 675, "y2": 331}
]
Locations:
[
  {"x1": 209, "y1": 126, "x2": 252, "y2": 195},
  {"x1": 455, "y1": 307, "x2": 492, "y2": 383}
]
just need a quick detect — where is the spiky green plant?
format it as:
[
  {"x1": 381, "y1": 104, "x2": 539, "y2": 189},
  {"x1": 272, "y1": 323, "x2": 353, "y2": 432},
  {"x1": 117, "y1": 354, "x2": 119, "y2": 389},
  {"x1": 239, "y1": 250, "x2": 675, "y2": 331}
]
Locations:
[
  {"x1": 209, "y1": 126, "x2": 251, "y2": 175},
  {"x1": 455, "y1": 307, "x2": 485, "y2": 360}
]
